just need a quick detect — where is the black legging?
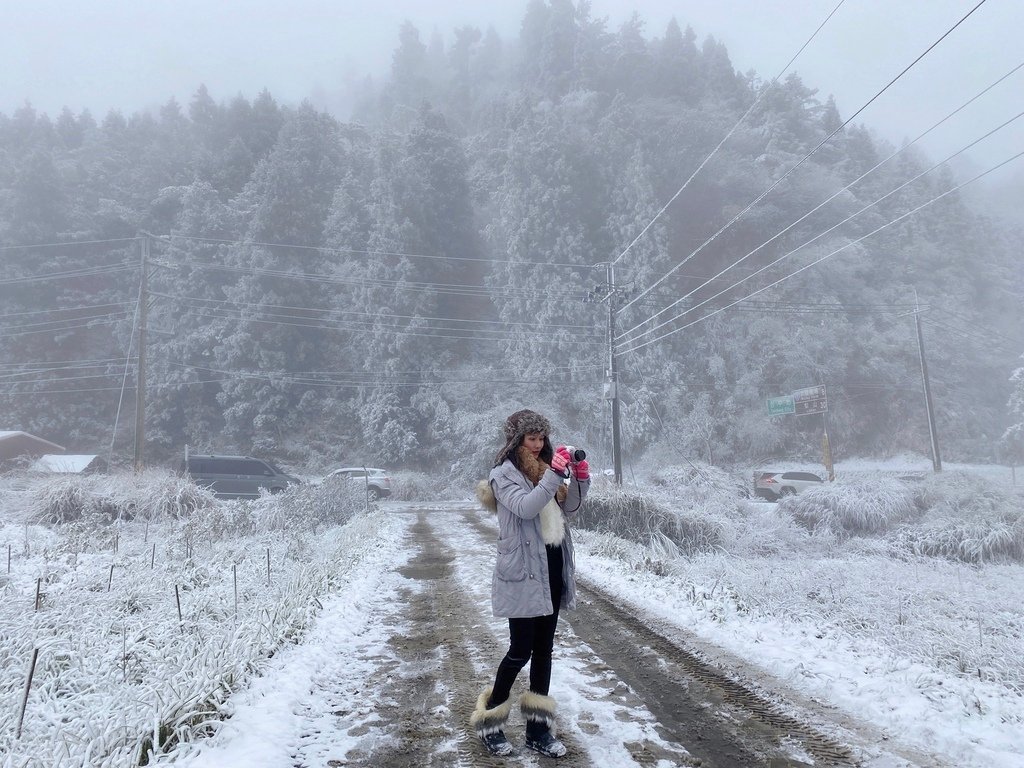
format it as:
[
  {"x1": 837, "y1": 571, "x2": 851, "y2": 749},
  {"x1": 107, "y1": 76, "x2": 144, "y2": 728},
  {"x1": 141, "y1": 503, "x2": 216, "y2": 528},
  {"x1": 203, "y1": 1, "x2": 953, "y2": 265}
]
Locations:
[{"x1": 489, "y1": 544, "x2": 564, "y2": 706}]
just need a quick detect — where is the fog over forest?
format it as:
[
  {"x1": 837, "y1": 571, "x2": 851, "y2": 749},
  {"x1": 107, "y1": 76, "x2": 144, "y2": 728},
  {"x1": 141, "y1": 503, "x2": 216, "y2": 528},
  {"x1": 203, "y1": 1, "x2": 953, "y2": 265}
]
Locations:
[{"x1": 1, "y1": 0, "x2": 1022, "y2": 477}]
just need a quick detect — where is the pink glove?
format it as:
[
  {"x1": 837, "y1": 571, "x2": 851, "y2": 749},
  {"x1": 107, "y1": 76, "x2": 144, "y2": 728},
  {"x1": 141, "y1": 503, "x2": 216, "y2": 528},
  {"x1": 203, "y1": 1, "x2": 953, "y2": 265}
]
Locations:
[
  {"x1": 572, "y1": 459, "x2": 590, "y2": 481},
  {"x1": 551, "y1": 447, "x2": 570, "y2": 477}
]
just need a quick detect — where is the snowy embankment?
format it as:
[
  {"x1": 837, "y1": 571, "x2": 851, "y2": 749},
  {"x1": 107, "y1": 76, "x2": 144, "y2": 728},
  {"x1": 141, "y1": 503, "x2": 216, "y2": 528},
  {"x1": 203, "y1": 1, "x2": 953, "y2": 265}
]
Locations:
[
  {"x1": 0, "y1": 471, "x2": 377, "y2": 767},
  {"x1": 575, "y1": 464, "x2": 1024, "y2": 767}
]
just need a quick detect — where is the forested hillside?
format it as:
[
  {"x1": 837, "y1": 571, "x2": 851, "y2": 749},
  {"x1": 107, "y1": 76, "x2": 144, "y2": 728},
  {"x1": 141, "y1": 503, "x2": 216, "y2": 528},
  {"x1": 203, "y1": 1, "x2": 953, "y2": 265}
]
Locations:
[{"x1": 1, "y1": 0, "x2": 1021, "y2": 473}]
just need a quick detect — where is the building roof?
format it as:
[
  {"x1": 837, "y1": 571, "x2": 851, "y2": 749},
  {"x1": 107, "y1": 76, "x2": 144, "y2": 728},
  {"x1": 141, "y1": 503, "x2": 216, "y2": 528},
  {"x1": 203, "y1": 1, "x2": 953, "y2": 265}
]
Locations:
[
  {"x1": 1, "y1": 430, "x2": 64, "y2": 447},
  {"x1": 0, "y1": 431, "x2": 66, "y2": 461},
  {"x1": 31, "y1": 454, "x2": 103, "y2": 473}
]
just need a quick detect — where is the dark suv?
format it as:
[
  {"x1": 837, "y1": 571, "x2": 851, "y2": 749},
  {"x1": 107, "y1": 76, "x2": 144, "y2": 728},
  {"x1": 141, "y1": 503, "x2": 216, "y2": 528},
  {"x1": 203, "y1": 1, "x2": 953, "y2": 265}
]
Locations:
[{"x1": 180, "y1": 455, "x2": 299, "y2": 499}]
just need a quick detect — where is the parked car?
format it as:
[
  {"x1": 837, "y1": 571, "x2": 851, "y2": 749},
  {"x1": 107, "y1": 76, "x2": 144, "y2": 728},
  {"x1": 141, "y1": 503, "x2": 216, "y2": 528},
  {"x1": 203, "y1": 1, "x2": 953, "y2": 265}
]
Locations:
[
  {"x1": 324, "y1": 467, "x2": 392, "y2": 500},
  {"x1": 753, "y1": 470, "x2": 824, "y2": 500},
  {"x1": 180, "y1": 455, "x2": 300, "y2": 499}
]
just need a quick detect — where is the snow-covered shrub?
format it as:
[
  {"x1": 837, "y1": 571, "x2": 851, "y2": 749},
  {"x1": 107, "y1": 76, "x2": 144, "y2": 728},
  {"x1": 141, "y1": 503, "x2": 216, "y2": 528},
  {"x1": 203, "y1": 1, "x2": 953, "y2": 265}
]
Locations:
[
  {"x1": 888, "y1": 472, "x2": 1024, "y2": 563},
  {"x1": 723, "y1": 503, "x2": 812, "y2": 557},
  {"x1": 891, "y1": 517, "x2": 1024, "y2": 564},
  {"x1": 13, "y1": 470, "x2": 216, "y2": 525},
  {"x1": 182, "y1": 479, "x2": 363, "y2": 543},
  {"x1": 387, "y1": 470, "x2": 450, "y2": 501},
  {"x1": 577, "y1": 485, "x2": 723, "y2": 554},
  {"x1": 129, "y1": 470, "x2": 216, "y2": 520},
  {"x1": 781, "y1": 477, "x2": 917, "y2": 536},
  {"x1": 184, "y1": 499, "x2": 257, "y2": 542},
  {"x1": 27, "y1": 476, "x2": 93, "y2": 523},
  {"x1": 911, "y1": 470, "x2": 1016, "y2": 518},
  {"x1": 253, "y1": 477, "x2": 362, "y2": 531},
  {"x1": 646, "y1": 462, "x2": 749, "y2": 503}
]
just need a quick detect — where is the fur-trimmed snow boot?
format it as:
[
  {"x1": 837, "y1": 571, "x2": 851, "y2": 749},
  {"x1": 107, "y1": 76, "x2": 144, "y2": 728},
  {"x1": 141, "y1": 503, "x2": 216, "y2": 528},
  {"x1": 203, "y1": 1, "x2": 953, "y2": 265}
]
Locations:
[
  {"x1": 470, "y1": 687, "x2": 516, "y2": 756},
  {"x1": 520, "y1": 691, "x2": 567, "y2": 758}
]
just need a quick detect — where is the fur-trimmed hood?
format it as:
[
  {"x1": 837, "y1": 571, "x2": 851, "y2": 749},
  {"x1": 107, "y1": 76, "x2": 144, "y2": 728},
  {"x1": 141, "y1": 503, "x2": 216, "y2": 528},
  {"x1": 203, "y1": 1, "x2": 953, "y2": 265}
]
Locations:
[{"x1": 476, "y1": 479, "x2": 497, "y2": 512}]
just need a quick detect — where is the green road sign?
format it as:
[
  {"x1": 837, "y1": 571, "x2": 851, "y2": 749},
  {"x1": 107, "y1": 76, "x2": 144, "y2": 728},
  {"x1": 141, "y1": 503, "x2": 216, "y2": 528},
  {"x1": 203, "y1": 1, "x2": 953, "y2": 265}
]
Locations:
[{"x1": 767, "y1": 395, "x2": 795, "y2": 415}]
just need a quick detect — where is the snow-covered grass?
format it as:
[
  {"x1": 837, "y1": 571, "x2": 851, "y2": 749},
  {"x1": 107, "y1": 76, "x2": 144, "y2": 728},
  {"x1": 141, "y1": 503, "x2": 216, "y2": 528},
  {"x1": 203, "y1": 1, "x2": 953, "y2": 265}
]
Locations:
[
  {"x1": 576, "y1": 529, "x2": 1024, "y2": 766},
  {"x1": 781, "y1": 477, "x2": 919, "y2": 535},
  {"x1": 891, "y1": 472, "x2": 1024, "y2": 563},
  {"x1": 2, "y1": 461, "x2": 1020, "y2": 766},
  {"x1": 386, "y1": 469, "x2": 454, "y2": 501},
  {"x1": 0, "y1": 471, "x2": 381, "y2": 767}
]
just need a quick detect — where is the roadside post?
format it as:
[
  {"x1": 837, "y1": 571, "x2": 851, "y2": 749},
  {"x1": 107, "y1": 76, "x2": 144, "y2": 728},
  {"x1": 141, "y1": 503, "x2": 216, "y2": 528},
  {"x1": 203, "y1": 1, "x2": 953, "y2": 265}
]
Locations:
[{"x1": 767, "y1": 385, "x2": 833, "y2": 480}]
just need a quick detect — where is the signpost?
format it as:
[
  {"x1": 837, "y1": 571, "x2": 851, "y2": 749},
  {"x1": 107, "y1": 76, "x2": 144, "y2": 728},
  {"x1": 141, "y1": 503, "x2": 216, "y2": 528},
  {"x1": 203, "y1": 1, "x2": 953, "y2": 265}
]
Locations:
[
  {"x1": 793, "y1": 385, "x2": 828, "y2": 415},
  {"x1": 767, "y1": 385, "x2": 834, "y2": 481},
  {"x1": 767, "y1": 395, "x2": 795, "y2": 416}
]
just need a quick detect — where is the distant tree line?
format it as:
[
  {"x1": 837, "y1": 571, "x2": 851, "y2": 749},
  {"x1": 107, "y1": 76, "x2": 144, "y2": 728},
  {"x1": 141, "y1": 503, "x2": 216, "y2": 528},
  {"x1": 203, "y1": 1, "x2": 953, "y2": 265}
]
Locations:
[{"x1": 1, "y1": 0, "x2": 1021, "y2": 473}]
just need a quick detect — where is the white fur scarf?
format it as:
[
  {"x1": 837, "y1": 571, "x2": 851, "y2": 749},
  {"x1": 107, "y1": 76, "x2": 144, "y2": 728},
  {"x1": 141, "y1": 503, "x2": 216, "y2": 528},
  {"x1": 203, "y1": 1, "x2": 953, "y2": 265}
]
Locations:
[{"x1": 539, "y1": 498, "x2": 565, "y2": 546}]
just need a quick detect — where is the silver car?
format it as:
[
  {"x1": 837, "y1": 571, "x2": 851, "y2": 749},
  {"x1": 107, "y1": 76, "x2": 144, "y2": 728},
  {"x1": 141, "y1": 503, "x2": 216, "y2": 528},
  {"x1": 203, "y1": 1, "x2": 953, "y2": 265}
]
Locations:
[
  {"x1": 753, "y1": 470, "x2": 824, "y2": 500},
  {"x1": 324, "y1": 467, "x2": 392, "y2": 500}
]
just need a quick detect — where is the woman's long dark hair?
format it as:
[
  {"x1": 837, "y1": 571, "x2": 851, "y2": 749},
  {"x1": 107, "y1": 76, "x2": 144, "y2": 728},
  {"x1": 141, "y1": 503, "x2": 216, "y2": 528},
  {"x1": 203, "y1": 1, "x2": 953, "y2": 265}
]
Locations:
[{"x1": 498, "y1": 434, "x2": 554, "y2": 472}]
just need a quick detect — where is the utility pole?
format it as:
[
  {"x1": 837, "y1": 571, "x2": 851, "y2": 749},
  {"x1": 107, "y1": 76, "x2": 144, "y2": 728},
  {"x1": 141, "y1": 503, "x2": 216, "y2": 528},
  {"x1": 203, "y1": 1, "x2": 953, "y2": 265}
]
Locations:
[
  {"x1": 585, "y1": 264, "x2": 632, "y2": 484},
  {"x1": 606, "y1": 263, "x2": 623, "y2": 485},
  {"x1": 134, "y1": 235, "x2": 149, "y2": 471},
  {"x1": 915, "y1": 305, "x2": 942, "y2": 472},
  {"x1": 900, "y1": 295, "x2": 941, "y2": 472}
]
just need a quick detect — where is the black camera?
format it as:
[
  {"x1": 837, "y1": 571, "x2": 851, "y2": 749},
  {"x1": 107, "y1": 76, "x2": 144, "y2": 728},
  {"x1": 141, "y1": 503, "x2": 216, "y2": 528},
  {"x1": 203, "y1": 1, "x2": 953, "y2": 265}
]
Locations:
[{"x1": 565, "y1": 445, "x2": 586, "y2": 462}]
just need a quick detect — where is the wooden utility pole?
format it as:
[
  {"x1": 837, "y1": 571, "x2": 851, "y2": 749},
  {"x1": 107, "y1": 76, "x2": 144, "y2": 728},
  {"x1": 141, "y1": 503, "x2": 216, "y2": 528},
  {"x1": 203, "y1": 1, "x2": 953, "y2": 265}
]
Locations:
[
  {"x1": 606, "y1": 263, "x2": 623, "y2": 485},
  {"x1": 134, "y1": 235, "x2": 149, "y2": 471}
]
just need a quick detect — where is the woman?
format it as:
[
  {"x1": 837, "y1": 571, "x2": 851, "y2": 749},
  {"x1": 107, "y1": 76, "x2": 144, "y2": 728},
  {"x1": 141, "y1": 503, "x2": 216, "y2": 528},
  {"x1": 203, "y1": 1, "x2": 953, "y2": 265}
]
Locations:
[{"x1": 471, "y1": 409, "x2": 590, "y2": 757}]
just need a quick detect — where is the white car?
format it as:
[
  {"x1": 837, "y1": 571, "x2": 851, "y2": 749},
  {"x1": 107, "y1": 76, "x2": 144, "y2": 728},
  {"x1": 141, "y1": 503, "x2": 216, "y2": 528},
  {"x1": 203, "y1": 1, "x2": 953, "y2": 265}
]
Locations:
[
  {"x1": 753, "y1": 470, "x2": 823, "y2": 500},
  {"x1": 325, "y1": 467, "x2": 392, "y2": 500}
]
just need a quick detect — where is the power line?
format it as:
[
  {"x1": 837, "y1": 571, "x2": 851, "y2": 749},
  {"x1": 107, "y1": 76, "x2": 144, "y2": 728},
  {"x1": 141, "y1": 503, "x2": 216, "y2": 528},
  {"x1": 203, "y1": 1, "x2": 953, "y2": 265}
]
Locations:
[
  {"x1": 0, "y1": 301, "x2": 135, "y2": 319},
  {"x1": 167, "y1": 361, "x2": 601, "y2": 388},
  {"x1": 616, "y1": 59, "x2": 1024, "y2": 342},
  {"x1": 0, "y1": 237, "x2": 137, "y2": 252},
  {"x1": 609, "y1": 0, "x2": 847, "y2": 268},
  {"x1": 0, "y1": 313, "x2": 134, "y2": 340},
  {"x1": 0, "y1": 371, "x2": 133, "y2": 387},
  {"x1": 171, "y1": 306, "x2": 606, "y2": 346},
  {"x1": 0, "y1": 308, "x2": 133, "y2": 333},
  {"x1": 921, "y1": 317, "x2": 1018, "y2": 355},
  {"x1": 161, "y1": 360, "x2": 604, "y2": 378},
  {"x1": 616, "y1": 0, "x2": 990, "y2": 315},
  {"x1": 0, "y1": 375, "x2": 605, "y2": 397},
  {"x1": 0, "y1": 262, "x2": 136, "y2": 285},
  {"x1": 0, "y1": 356, "x2": 134, "y2": 370},
  {"x1": 934, "y1": 307, "x2": 1024, "y2": 348},
  {"x1": 157, "y1": 258, "x2": 588, "y2": 303},
  {"x1": 617, "y1": 147, "x2": 1024, "y2": 355},
  {"x1": 0, "y1": 362, "x2": 136, "y2": 381},
  {"x1": 617, "y1": 111, "x2": 1024, "y2": 348},
  {"x1": 159, "y1": 233, "x2": 598, "y2": 271},
  {"x1": 151, "y1": 291, "x2": 597, "y2": 331}
]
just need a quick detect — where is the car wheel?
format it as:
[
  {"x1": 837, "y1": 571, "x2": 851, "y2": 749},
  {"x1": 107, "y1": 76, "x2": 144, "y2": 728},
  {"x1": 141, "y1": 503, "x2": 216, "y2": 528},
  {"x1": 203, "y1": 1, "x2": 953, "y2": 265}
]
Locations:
[
  {"x1": 367, "y1": 488, "x2": 380, "y2": 502},
  {"x1": 269, "y1": 486, "x2": 285, "y2": 494},
  {"x1": 779, "y1": 486, "x2": 796, "y2": 497}
]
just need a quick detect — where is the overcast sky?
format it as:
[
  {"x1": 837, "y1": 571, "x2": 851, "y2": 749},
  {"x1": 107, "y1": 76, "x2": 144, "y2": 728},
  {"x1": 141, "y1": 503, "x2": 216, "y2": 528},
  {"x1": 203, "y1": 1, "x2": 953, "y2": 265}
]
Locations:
[{"x1": 4, "y1": 0, "x2": 1022, "y2": 188}]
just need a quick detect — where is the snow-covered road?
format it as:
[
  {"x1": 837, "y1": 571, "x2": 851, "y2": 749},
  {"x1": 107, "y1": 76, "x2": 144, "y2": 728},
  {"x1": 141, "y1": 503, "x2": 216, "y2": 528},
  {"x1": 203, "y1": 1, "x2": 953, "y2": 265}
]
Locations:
[{"x1": 159, "y1": 501, "x2": 1018, "y2": 768}]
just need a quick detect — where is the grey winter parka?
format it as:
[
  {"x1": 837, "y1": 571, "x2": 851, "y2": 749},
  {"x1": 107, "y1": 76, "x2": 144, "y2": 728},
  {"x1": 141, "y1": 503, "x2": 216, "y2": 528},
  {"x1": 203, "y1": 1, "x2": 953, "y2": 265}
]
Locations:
[{"x1": 487, "y1": 460, "x2": 590, "y2": 618}]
